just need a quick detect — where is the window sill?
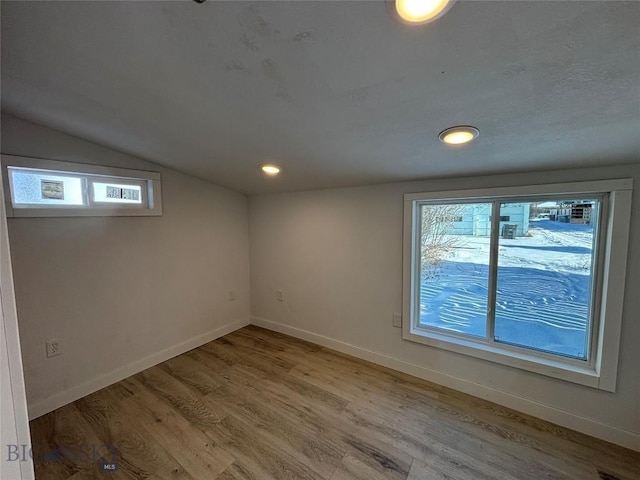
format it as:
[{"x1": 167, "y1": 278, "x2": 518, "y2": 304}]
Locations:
[
  {"x1": 402, "y1": 326, "x2": 606, "y2": 390},
  {"x1": 7, "y1": 206, "x2": 162, "y2": 218}
]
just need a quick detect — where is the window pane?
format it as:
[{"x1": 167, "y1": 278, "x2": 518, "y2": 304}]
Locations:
[
  {"x1": 93, "y1": 182, "x2": 143, "y2": 204},
  {"x1": 9, "y1": 168, "x2": 85, "y2": 206},
  {"x1": 494, "y1": 200, "x2": 598, "y2": 359},
  {"x1": 418, "y1": 203, "x2": 492, "y2": 337}
]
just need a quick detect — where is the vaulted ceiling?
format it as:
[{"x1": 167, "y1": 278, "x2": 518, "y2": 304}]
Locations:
[{"x1": 2, "y1": 1, "x2": 639, "y2": 194}]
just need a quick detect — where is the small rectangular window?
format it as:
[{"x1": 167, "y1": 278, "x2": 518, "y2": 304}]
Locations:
[
  {"x1": 2, "y1": 155, "x2": 162, "y2": 217},
  {"x1": 11, "y1": 170, "x2": 84, "y2": 206},
  {"x1": 403, "y1": 180, "x2": 632, "y2": 391},
  {"x1": 92, "y1": 182, "x2": 144, "y2": 204}
]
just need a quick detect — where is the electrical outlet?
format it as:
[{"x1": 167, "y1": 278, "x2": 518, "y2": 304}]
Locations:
[
  {"x1": 277, "y1": 290, "x2": 284, "y2": 301},
  {"x1": 227, "y1": 290, "x2": 236, "y2": 301},
  {"x1": 46, "y1": 339, "x2": 61, "y2": 357},
  {"x1": 392, "y1": 313, "x2": 402, "y2": 328}
]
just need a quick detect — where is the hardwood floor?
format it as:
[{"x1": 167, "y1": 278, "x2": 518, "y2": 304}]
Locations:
[{"x1": 29, "y1": 326, "x2": 640, "y2": 480}]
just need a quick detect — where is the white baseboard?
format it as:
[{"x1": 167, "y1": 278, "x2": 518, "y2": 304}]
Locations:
[
  {"x1": 28, "y1": 318, "x2": 249, "y2": 420},
  {"x1": 251, "y1": 316, "x2": 640, "y2": 452}
]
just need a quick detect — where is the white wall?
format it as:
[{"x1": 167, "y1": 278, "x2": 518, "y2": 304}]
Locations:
[
  {"x1": 249, "y1": 164, "x2": 640, "y2": 451},
  {"x1": 1, "y1": 114, "x2": 250, "y2": 418}
]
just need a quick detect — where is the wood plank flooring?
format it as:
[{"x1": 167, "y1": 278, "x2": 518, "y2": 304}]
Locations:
[{"x1": 29, "y1": 326, "x2": 640, "y2": 480}]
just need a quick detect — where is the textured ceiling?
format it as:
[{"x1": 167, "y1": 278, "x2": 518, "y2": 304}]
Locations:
[{"x1": 1, "y1": 1, "x2": 639, "y2": 194}]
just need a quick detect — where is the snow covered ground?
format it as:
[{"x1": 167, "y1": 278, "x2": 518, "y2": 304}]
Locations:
[{"x1": 419, "y1": 220, "x2": 595, "y2": 359}]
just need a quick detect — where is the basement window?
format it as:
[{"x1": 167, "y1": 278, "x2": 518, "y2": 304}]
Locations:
[
  {"x1": 402, "y1": 179, "x2": 632, "y2": 391},
  {"x1": 2, "y1": 155, "x2": 162, "y2": 217}
]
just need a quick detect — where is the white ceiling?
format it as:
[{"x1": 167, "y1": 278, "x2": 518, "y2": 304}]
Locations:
[{"x1": 2, "y1": 1, "x2": 639, "y2": 194}]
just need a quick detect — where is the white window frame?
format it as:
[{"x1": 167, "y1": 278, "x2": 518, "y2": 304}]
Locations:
[
  {"x1": 402, "y1": 179, "x2": 632, "y2": 391},
  {"x1": 1, "y1": 155, "x2": 162, "y2": 217}
]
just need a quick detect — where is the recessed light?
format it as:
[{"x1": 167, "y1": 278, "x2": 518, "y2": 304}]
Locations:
[
  {"x1": 260, "y1": 164, "x2": 281, "y2": 176},
  {"x1": 395, "y1": 0, "x2": 455, "y2": 25},
  {"x1": 439, "y1": 126, "x2": 479, "y2": 145}
]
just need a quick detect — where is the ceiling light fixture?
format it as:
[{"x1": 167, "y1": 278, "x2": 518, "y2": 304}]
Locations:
[
  {"x1": 260, "y1": 164, "x2": 281, "y2": 176},
  {"x1": 394, "y1": 0, "x2": 455, "y2": 25},
  {"x1": 439, "y1": 126, "x2": 479, "y2": 145}
]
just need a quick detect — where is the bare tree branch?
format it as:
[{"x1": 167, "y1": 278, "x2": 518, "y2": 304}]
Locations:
[{"x1": 420, "y1": 204, "x2": 466, "y2": 279}]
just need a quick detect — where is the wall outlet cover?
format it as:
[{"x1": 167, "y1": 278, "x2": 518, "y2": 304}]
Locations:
[{"x1": 46, "y1": 339, "x2": 61, "y2": 357}]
